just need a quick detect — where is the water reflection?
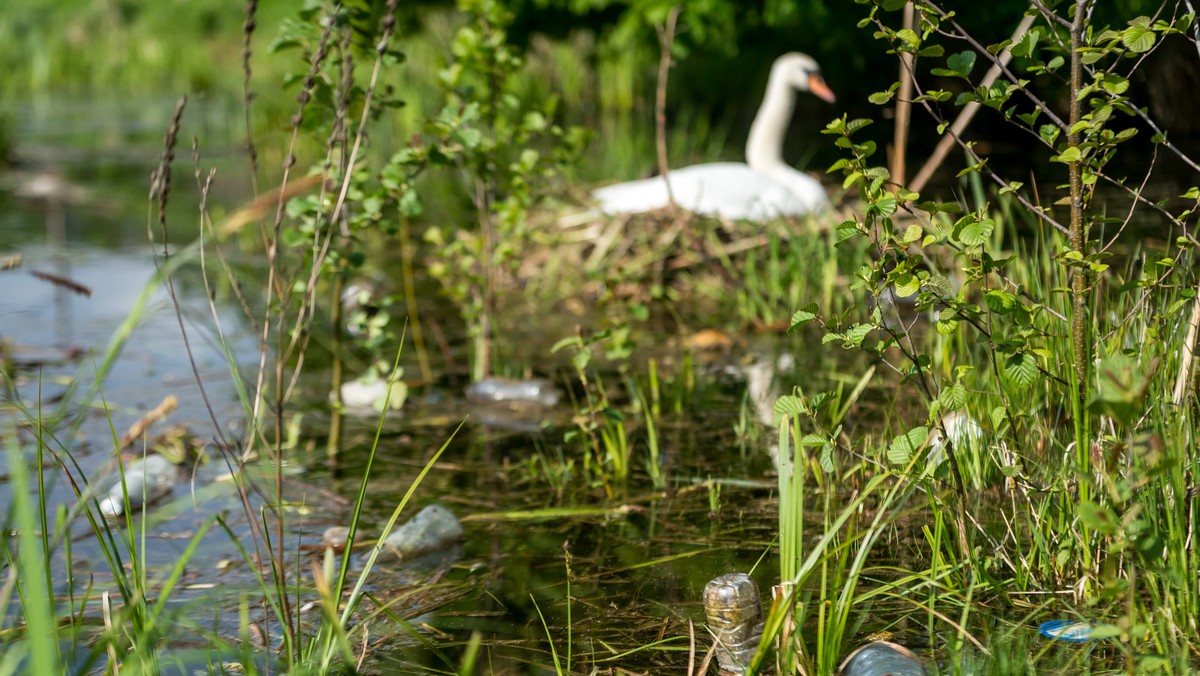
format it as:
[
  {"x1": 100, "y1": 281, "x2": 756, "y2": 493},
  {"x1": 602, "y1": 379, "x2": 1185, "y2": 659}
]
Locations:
[{"x1": 1, "y1": 176, "x2": 257, "y2": 580}]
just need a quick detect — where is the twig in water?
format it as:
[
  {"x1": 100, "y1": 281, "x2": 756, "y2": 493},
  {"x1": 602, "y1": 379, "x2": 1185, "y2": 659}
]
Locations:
[
  {"x1": 118, "y1": 395, "x2": 179, "y2": 450},
  {"x1": 29, "y1": 270, "x2": 92, "y2": 297}
]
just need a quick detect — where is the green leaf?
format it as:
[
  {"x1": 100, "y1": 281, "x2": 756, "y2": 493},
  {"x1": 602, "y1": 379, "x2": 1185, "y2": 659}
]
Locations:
[
  {"x1": 990, "y1": 406, "x2": 1006, "y2": 431},
  {"x1": 1039, "y1": 124, "x2": 1061, "y2": 146},
  {"x1": 868, "y1": 90, "x2": 895, "y2": 105},
  {"x1": 845, "y1": 323, "x2": 873, "y2": 347},
  {"x1": 1053, "y1": 147, "x2": 1082, "y2": 163},
  {"x1": 874, "y1": 193, "x2": 898, "y2": 216},
  {"x1": 925, "y1": 274, "x2": 954, "y2": 299},
  {"x1": 958, "y1": 218, "x2": 995, "y2": 247},
  {"x1": 818, "y1": 443, "x2": 835, "y2": 473},
  {"x1": 398, "y1": 189, "x2": 423, "y2": 217},
  {"x1": 456, "y1": 127, "x2": 483, "y2": 148},
  {"x1": 1100, "y1": 73, "x2": 1130, "y2": 95},
  {"x1": 896, "y1": 28, "x2": 920, "y2": 49},
  {"x1": 1087, "y1": 352, "x2": 1154, "y2": 426},
  {"x1": 549, "y1": 337, "x2": 578, "y2": 353},
  {"x1": 887, "y1": 426, "x2": 929, "y2": 465},
  {"x1": 569, "y1": 346, "x2": 592, "y2": 372},
  {"x1": 774, "y1": 395, "x2": 806, "y2": 419},
  {"x1": 1011, "y1": 28, "x2": 1039, "y2": 58},
  {"x1": 1121, "y1": 24, "x2": 1156, "y2": 53},
  {"x1": 939, "y1": 381, "x2": 968, "y2": 409},
  {"x1": 894, "y1": 273, "x2": 920, "y2": 299},
  {"x1": 788, "y1": 306, "x2": 818, "y2": 333},
  {"x1": 846, "y1": 118, "x2": 874, "y2": 133},
  {"x1": 946, "y1": 50, "x2": 976, "y2": 78},
  {"x1": 1079, "y1": 501, "x2": 1119, "y2": 535},
  {"x1": 985, "y1": 290, "x2": 1017, "y2": 314},
  {"x1": 836, "y1": 223, "x2": 860, "y2": 244},
  {"x1": 1004, "y1": 352, "x2": 1037, "y2": 389}
]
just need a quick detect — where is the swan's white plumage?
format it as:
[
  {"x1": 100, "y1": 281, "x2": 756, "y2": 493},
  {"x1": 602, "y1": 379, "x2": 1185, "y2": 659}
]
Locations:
[
  {"x1": 592, "y1": 52, "x2": 834, "y2": 220},
  {"x1": 592, "y1": 162, "x2": 829, "y2": 221}
]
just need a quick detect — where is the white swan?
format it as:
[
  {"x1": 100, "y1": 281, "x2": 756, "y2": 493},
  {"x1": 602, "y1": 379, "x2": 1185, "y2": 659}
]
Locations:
[{"x1": 591, "y1": 52, "x2": 835, "y2": 221}]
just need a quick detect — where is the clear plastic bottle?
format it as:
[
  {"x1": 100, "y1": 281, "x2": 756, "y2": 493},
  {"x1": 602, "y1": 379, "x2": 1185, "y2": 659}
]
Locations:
[
  {"x1": 98, "y1": 454, "x2": 176, "y2": 517},
  {"x1": 838, "y1": 641, "x2": 927, "y2": 676},
  {"x1": 464, "y1": 377, "x2": 560, "y2": 408},
  {"x1": 703, "y1": 573, "x2": 763, "y2": 674}
]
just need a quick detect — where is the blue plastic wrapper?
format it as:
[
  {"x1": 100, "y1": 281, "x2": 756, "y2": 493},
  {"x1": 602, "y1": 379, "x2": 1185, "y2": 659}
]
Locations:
[{"x1": 1039, "y1": 620, "x2": 1094, "y2": 642}]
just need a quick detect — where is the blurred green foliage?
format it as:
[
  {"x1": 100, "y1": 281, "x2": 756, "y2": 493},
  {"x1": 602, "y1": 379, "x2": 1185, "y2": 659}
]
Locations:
[
  {"x1": 0, "y1": 0, "x2": 1175, "y2": 105},
  {"x1": 0, "y1": 0, "x2": 1188, "y2": 183}
]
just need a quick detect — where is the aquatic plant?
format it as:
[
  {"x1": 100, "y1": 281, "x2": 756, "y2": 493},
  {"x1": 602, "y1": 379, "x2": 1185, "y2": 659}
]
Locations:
[
  {"x1": 385, "y1": 0, "x2": 587, "y2": 382},
  {"x1": 778, "y1": 0, "x2": 1200, "y2": 671}
]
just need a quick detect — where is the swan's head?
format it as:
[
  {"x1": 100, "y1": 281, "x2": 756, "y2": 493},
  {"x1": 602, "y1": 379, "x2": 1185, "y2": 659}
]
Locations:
[{"x1": 772, "y1": 52, "x2": 836, "y2": 103}]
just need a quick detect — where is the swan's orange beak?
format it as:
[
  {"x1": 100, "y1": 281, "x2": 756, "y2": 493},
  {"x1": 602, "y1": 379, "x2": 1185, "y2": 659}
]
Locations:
[{"x1": 808, "y1": 75, "x2": 836, "y2": 103}]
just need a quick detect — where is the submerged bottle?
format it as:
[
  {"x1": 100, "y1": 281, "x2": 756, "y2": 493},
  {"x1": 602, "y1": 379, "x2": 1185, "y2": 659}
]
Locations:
[
  {"x1": 838, "y1": 641, "x2": 927, "y2": 676},
  {"x1": 98, "y1": 454, "x2": 177, "y2": 517},
  {"x1": 465, "y1": 377, "x2": 560, "y2": 408},
  {"x1": 703, "y1": 573, "x2": 763, "y2": 675},
  {"x1": 383, "y1": 504, "x2": 464, "y2": 559}
]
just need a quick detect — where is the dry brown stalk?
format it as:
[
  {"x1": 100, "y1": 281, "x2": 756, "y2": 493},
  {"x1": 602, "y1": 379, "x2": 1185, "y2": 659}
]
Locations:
[
  {"x1": 29, "y1": 269, "x2": 91, "y2": 297},
  {"x1": 217, "y1": 173, "x2": 327, "y2": 238},
  {"x1": 890, "y1": 1, "x2": 916, "y2": 189},
  {"x1": 654, "y1": 6, "x2": 682, "y2": 209},
  {"x1": 118, "y1": 395, "x2": 179, "y2": 450}
]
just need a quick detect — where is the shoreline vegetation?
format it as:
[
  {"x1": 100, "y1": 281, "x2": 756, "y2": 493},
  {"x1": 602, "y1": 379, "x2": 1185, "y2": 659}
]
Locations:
[{"x1": 3, "y1": 0, "x2": 1200, "y2": 673}]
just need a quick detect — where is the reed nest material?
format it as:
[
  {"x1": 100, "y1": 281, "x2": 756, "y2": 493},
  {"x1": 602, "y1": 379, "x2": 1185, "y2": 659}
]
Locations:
[{"x1": 497, "y1": 198, "x2": 852, "y2": 301}]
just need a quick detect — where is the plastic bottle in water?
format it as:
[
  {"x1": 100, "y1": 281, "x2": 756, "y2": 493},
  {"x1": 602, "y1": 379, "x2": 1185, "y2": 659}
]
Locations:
[
  {"x1": 703, "y1": 573, "x2": 763, "y2": 674},
  {"x1": 98, "y1": 454, "x2": 176, "y2": 517}
]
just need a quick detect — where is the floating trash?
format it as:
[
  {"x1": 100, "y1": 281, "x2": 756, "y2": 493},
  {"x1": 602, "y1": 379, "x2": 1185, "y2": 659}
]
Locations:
[
  {"x1": 465, "y1": 377, "x2": 560, "y2": 408},
  {"x1": 321, "y1": 526, "x2": 351, "y2": 550},
  {"x1": 383, "y1": 504, "x2": 464, "y2": 559},
  {"x1": 703, "y1": 573, "x2": 763, "y2": 675},
  {"x1": 337, "y1": 372, "x2": 407, "y2": 412},
  {"x1": 340, "y1": 279, "x2": 386, "y2": 338},
  {"x1": 838, "y1": 640, "x2": 927, "y2": 675},
  {"x1": 1039, "y1": 620, "x2": 1095, "y2": 642},
  {"x1": 98, "y1": 454, "x2": 177, "y2": 517}
]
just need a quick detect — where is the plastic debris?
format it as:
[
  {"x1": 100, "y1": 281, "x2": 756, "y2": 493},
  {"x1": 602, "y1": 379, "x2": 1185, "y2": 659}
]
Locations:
[
  {"x1": 383, "y1": 504, "x2": 464, "y2": 558},
  {"x1": 703, "y1": 573, "x2": 763, "y2": 675},
  {"x1": 340, "y1": 279, "x2": 384, "y2": 338},
  {"x1": 838, "y1": 641, "x2": 927, "y2": 675},
  {"x1": 465, "y1": 377, "x2": 560, "y2": 408},
  {"x1": 1038, "y1": 620, "x2": 1096, "y2": 642},
  {"x1": 321, "y1": 526, "x2": 350, "y2": 550},
  {"x1": 337, "y1": 372, "x2": 407, "y2": 412},
  {"x1": 98, "y1": 454, "x2": 177, "y2": 517}
]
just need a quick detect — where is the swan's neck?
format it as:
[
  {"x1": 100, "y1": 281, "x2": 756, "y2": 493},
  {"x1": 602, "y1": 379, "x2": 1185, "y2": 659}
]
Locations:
[{"x1": 745, "y1": 68, "x2": 797, "y2": 174}]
